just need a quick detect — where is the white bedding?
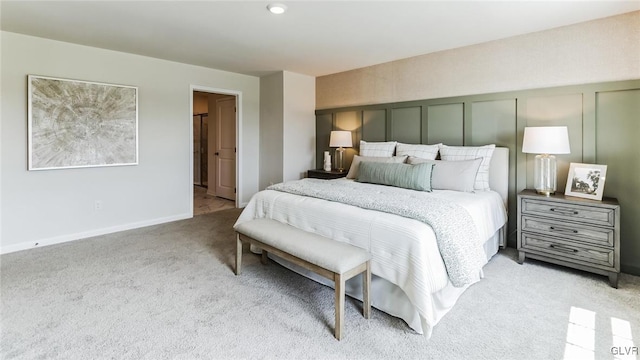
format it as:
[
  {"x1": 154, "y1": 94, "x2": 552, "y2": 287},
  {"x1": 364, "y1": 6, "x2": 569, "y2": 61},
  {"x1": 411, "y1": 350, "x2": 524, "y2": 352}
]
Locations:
[{"x1": 235, "y1": 179, "x2": 507, "y2": 335}]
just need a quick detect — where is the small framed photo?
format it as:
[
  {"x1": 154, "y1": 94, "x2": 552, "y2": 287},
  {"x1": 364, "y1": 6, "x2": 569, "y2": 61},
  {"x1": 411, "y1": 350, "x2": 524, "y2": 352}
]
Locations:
[{"x1": 565, "y1": 163, "x2": 608, "y2": 201}]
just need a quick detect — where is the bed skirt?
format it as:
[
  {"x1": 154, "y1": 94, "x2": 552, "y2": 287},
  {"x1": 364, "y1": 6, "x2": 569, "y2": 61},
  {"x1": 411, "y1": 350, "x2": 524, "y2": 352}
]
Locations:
[{"x1": 259, "y1": 226, "x2": 504, "y2": 337}]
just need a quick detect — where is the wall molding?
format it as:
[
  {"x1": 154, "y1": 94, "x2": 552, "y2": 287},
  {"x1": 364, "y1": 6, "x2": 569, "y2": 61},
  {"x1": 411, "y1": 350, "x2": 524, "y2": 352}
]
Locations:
[{"x1": 316, "y1": 79, "x2": 640, "y2": 276}]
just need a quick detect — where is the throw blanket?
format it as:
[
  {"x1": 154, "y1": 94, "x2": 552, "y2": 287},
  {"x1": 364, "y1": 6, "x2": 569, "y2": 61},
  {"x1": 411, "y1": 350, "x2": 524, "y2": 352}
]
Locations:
[{"x1": 267, "y1": 179, "x2": 487, "y2": 287}]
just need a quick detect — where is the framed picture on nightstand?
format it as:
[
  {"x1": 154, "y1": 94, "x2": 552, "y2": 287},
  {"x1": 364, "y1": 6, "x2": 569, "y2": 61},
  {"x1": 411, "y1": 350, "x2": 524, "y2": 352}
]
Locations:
[{"x1": 565, "y1": 163, "x2": 608, "y2": 201}]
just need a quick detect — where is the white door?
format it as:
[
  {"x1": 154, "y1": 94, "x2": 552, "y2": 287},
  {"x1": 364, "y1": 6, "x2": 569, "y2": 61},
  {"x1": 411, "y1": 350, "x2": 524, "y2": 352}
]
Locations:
[{"x1": 215, "y1": 97, "x2": 236, "y2": 201}]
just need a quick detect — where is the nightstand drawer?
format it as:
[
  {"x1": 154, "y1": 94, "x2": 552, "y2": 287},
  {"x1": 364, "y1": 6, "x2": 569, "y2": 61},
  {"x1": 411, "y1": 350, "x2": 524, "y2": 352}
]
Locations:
[
  {"x1": 521, "y1": 216, "x2": 614, "y2": 247},
  {"x1": 521, "y1": 199, "x2": 615, "y2": 227},
  {"x1": 521, "y1": 233, "x2": 614, "y2": 268}
]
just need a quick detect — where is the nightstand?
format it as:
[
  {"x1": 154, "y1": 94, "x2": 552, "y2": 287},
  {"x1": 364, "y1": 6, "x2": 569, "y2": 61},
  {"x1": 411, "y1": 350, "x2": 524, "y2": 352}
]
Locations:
[
  {"x1": 307, "y1": 169, "x2": 348, "y2": 180},
  {"x1": 517, "y1": 189, "x2": 620, "y2": 288}
]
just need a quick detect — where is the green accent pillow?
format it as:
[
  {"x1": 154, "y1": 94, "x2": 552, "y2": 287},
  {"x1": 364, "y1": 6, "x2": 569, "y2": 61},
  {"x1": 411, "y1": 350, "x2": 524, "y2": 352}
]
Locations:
[
  {"x1": 407, "y1": 157, "x2": 482, "y2": 192},
  {"x1": 356, "y1": 161, "x2": 434, "y2": 191}
]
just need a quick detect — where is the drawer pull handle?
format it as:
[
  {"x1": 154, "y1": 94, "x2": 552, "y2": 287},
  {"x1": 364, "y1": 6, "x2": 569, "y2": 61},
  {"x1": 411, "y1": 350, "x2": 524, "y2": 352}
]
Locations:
[
  {"x1": 549, "y1": 244, "x2": 579, "y2": 253},
  {"x1": 549, "y1": 226, "x2": 579, "y2": 234},
  {"x1": 549, "y1": 208, "x2": 579, "y2": 215}
]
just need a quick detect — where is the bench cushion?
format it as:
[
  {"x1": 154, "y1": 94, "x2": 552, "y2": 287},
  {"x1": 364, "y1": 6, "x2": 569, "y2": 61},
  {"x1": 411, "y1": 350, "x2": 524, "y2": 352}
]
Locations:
[{"x1": 234, "y1": 219, "x2": 371, "y2": 274}]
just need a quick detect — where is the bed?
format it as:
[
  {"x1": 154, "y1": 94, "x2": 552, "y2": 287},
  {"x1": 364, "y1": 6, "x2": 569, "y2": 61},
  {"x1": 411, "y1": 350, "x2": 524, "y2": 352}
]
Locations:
[{"x1": 234, "y1": 146, "x2": 509, "y2": 337}]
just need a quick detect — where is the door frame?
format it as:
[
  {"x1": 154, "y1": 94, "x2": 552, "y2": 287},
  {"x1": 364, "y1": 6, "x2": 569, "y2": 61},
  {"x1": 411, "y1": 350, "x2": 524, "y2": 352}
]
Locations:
[{"x1": 189, "y1": 85, "x2": 242, "y2": 215}]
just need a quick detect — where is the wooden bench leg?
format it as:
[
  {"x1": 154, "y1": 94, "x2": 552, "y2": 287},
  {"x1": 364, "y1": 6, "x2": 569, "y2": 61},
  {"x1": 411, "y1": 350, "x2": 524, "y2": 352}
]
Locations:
[
  {"x1": 363, "y1": 261, "x2": 371, "y2": 319},
  {"x1": 334, "y1": 273, "x2": 345, "y2": 340},
  {"x1": 235, "y1": 234, "x2": 242, "y2": 276},
  {"x1": 261, "y1": 250, "x2": 269, "y2": 265}
]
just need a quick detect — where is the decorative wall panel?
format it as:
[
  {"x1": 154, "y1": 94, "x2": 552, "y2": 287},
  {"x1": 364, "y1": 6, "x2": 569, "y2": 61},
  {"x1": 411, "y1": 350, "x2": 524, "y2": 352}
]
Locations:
[
  {"x1": 362, "y1": 109, "x2": 387, "y2": 142},
  {"x1": 470, "y1": 99, "x2": 517, "y2": 234},
  {"x1": 390, "y1": 107, "x2": 421, "y2": 144},
  {"x1": 315, "y1": 80, "x2": 640, "y2": 275},
  {"x1": 595, "y1": 89, "x2": 640, "y2": 273},
  {"x1": 427, "y1": 103, "x2": 463, "y2": 145}
]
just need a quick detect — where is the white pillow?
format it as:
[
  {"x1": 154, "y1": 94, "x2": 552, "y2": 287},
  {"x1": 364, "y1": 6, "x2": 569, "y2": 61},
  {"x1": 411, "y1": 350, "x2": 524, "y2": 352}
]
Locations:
[
  {"x1": 359, "y1": 140, "x2": 397, "y2": 157},
  {"x1": 438, "y1": 144, "x2": 496, "y2": 191},
  {"x1": 408, "y1": 157, "x2": 482, "y2": 192},
  {"x1": 346, "y1": 155, "x2": 407, "y2": 179},
  {"x1": 395, "y1": 143, "x2": 441, "y2": 160}
]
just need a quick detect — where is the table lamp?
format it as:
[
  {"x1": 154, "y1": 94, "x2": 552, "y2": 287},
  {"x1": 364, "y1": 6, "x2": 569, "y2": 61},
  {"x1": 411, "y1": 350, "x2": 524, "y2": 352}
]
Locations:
[
  {"x1": 522, "y1": 126, "x2": 571, "y2": 195},
  {"x1": 329, "y1": 131, "x2": 352, "y2": 172}
]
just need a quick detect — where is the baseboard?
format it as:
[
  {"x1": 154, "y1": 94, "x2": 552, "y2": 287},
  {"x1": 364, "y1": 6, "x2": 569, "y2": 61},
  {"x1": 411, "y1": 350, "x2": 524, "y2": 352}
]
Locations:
[{"x1": 0, "y1": 213, "x2": 192, "y2": 255}]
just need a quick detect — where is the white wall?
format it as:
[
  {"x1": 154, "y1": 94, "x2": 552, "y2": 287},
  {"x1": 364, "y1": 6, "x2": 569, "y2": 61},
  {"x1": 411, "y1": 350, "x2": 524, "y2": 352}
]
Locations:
[
  {"x1": 259, "y1": 72, "x2": 284, "y2": 190},
  {"x1": 0, "y1": 32, "x2": 260, "y2": 253},
  {"x1": 282, "y1": 71, "x2": 316, "y2": 181},
  {"x1": 316, "y1": 11, "x2": 640, "y2": 109},
  {"x1": 259, "y1": 71, "x2": 315, "y2": 189}
]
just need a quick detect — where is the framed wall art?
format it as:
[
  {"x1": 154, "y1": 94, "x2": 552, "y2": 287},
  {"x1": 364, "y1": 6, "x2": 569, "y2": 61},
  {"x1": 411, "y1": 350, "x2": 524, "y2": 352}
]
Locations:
[
  {"x1": 565, "y1": 162, "x2": 608, "y2": 201},
  {"x1": 28, "y1": 75, "x2": 138, "y2": 170}
]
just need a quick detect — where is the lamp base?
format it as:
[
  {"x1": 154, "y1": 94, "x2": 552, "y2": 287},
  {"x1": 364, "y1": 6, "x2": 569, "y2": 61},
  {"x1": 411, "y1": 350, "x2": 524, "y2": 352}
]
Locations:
[
  {"x1": 534, "y1": 154, "x2": 557, "y2": 197},
  {"x1": 335, "y1": 147, "x2": 345, "y2": 172},
  {"x1": 535, "y1": 189, "x2": 555, "y2": 196}
]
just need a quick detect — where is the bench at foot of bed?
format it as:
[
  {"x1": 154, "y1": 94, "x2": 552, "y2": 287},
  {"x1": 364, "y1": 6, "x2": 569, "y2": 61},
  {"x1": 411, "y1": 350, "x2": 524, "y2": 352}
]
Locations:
[{"x1": 234, "y1": 218, "x2": 371, "y2": 340}]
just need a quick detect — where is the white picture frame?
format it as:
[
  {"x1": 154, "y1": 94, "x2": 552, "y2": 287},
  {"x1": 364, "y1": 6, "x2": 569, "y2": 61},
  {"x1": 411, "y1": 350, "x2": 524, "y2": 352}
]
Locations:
[
  {"x1": 565, "y1": 162, "x2": 608, "y2": 201},
  {"x1": 28, "y1": 75, "x2": 138, "y2": 170}
]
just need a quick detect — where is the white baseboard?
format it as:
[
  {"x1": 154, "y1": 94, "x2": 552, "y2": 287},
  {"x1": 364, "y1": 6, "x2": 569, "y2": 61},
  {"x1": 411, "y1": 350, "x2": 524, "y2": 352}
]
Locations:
[{"x1": 0, "y1": 213, "x2": 192, "y2": 255}]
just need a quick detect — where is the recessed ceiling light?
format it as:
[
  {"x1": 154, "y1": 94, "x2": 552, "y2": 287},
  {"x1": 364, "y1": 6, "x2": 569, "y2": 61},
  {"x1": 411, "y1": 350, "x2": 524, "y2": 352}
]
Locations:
[{"x1": 267, "y1": 3, "x2": 287, "y2": 15}]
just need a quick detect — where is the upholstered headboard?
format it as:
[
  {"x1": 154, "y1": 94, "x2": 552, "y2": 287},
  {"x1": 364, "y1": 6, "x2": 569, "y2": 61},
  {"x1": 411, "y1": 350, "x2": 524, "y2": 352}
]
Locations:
[{"x1": 489, "y1": 147, "x2": 509, "y2": 209}]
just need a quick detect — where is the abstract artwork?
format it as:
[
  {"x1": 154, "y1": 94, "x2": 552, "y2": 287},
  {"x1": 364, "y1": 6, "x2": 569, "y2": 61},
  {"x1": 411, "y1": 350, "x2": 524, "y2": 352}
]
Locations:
[{"x1": 28, "y1": 75, "x2": 138, "y2": 170}]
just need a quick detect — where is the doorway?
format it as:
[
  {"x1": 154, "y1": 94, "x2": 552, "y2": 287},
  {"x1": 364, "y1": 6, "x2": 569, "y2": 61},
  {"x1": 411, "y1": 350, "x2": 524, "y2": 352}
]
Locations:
[
  {"x1": 193, "y1": 112, "x2": 208, "y2": 187},
  {"x1": 192, "y1": 89, "x2": 238, "y2": 215}
]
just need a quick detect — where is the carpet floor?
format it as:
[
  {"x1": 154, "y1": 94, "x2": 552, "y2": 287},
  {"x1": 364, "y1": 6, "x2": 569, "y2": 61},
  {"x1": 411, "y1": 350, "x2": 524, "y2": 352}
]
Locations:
[{"x1": 1, "y1": 208, "x2": 638, "y2": 360}]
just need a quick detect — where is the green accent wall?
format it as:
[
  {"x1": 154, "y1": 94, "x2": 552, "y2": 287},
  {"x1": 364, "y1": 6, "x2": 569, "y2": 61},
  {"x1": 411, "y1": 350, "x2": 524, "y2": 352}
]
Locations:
[
  {"x1": 316, "y1": 79, "x2": 640, "y2": 276},
  {"x1": 595, "y1": 88, "x2": 640, "y2": 276}
]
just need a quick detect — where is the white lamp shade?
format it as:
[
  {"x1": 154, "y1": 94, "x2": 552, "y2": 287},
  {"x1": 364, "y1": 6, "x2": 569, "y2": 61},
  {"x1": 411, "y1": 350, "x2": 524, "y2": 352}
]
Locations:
[
  {"x1": 329, "y1": 131, "x2": 353, "y2": 148},
  {"x1": 522, "y1": 126, "x2": 571, "y2": 154}
]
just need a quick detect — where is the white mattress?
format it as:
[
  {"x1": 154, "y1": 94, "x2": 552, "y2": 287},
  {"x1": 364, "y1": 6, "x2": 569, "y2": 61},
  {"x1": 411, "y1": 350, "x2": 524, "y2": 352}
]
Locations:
[{"x1": 235, "y1": 181, "x2": 507, "y2": 334}]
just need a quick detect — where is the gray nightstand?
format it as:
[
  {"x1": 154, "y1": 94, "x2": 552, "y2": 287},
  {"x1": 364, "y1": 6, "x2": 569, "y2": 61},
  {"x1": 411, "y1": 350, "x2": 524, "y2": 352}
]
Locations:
[{"x1": 517, "y1": 189, "x2": 620, "y2": 288}]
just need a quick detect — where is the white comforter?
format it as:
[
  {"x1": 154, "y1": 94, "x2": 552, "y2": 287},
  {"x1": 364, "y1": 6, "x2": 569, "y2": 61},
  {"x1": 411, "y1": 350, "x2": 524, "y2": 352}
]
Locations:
[{"x1": 235, "y1": 180, "x2": 507, "y2": 332}]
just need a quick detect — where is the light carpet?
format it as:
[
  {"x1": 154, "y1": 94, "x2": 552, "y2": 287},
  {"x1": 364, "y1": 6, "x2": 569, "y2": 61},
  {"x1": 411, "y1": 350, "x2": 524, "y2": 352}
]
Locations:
[{"x1": 1, "y1": 208, "x2": 639, "y2": 360}]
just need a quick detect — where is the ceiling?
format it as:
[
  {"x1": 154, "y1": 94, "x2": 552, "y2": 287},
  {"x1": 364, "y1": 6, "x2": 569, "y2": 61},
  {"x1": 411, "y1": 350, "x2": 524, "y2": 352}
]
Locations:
[{"x1": 2, "y1": 1, "x2": 639, "y2": 77}]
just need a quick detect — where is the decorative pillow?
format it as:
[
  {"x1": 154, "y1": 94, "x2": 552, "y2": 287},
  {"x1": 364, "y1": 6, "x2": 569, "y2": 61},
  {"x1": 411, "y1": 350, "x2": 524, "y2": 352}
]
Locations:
[
  {"x1": 359, "y1": 140, "x2": 397, "y2": 157},
  {"x1": 438, "y1": 144, "x2": 496, "y2": 191},
  {"x1": 356, "y1": 162, "x2": 434, "y2": 192},
  {"x1": 346, "y1": 155, "x2": 407, "y2": 179},
  {"x1": 408, "y1": 157, "x2": 482, "y2": 192},
  {"x1": 395, "y1": 143, "x2": 441, "y2": 160}
]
